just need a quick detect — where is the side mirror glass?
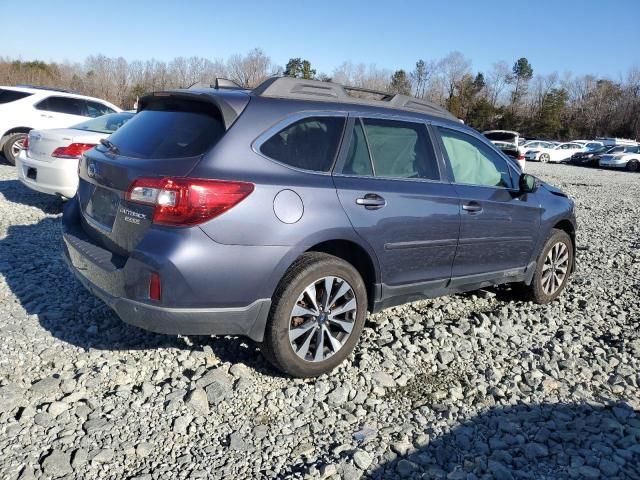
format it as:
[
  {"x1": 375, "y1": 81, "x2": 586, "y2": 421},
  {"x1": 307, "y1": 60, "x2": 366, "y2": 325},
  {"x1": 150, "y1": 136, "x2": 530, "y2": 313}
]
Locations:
[{"x1": 519, "y1": 173, "x2": 539, "y2": 193}]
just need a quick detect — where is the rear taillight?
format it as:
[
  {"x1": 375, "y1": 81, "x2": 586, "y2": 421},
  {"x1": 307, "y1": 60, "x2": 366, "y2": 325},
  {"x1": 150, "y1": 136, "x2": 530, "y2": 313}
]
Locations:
[
  {"x1": 517, "y1": 153, "x2": 525, "y2": 160},
  {"x1": 52, "y1": 143, "x2": 96, "y2": 159},
  {"x1": 126, "y1": 177, "x2": 254, "y2": 226},
  {"x1": 22, "y1": 136, "x2": 29, "y2": 151},
  {"x1": 149, "y1": 272, "x2": 161, "y2": 301}
]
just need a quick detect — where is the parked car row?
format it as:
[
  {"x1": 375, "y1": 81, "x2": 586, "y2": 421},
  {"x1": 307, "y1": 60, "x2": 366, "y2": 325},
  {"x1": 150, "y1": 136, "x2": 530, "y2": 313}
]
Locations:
[{"x1": 483, "y1": 129, "x2": 639, "y2": 172}]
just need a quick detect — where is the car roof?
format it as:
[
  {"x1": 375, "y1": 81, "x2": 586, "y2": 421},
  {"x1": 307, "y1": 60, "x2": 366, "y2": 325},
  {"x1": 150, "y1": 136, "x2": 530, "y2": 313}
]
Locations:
[
  {"x1": 0, "y1": 85, "x2": 113, "y2": 103},
  {"x1": 251, "y1": 77, "x2": 459, "y2": 122}
]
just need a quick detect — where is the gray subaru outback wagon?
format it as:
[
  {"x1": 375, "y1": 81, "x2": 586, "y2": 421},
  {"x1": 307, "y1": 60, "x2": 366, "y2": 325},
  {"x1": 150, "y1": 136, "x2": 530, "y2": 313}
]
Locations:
[{"x1": 62, "y1": 77, "x2": 576, "y2": 377}]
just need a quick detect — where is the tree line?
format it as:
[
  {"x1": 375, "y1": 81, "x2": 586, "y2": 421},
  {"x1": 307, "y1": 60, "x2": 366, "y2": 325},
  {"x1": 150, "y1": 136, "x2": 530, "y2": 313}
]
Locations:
[{"x1": 1, "y1": 49, "x2": 638, "y2": 141}]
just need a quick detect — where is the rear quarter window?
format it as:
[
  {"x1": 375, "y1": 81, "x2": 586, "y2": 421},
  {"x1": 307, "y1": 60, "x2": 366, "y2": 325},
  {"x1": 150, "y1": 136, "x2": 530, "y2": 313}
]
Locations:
[
  {"x1": 260, "y1": 116, "x2": 345, "y2": 172},
  {"x1": 105, "y1": 100, "x2": 225, "y2": 159},
  {"x1": 0, "y1": 89, "x2": 33, "y2": 104}
]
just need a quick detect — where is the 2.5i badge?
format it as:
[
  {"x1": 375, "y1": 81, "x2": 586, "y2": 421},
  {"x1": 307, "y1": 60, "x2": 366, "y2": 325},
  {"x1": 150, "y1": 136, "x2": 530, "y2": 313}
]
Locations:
[{"x1": 119, "y1": 206, "x2": 147, "y2": 224}]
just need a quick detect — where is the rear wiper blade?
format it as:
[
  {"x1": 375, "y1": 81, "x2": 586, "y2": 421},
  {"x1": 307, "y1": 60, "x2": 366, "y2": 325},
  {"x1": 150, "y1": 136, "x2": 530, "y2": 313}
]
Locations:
[{"x1": 100, "y1": 138, "x2": 120, "y2": 154}]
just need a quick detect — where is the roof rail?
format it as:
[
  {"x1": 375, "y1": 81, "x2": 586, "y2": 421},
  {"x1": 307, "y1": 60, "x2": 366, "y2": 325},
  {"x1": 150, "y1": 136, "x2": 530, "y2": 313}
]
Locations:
[
  {"x1": 187, "y1": 78, "x2": 244, "y2": 90},
  {"x1": 251, "y1": 77, "x2": 457, "y2": 121},
  {"x1": 15, "y1": 84, "x2": 80, "y2": 94}
]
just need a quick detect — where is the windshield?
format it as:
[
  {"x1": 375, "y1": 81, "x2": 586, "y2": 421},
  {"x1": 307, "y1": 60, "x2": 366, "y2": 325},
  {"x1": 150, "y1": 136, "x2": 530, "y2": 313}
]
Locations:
[{"x1": 73, "y1": 112, "x2": 134, "y2": 134}]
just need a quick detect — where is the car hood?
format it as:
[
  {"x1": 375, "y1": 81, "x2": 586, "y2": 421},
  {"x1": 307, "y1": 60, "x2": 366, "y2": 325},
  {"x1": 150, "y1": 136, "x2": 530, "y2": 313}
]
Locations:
[{"x1": 540, "y1": 181, "x2": 568, "y2": 198}]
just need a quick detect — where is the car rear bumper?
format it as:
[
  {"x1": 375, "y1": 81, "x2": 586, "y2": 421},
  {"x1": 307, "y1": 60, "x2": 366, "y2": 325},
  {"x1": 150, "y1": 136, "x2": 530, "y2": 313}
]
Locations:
[
  {"x1": 64, "y1": 251, "x2": 271, "y2": 340},
  {"x1": 61, "y1": 198, "x2": 277, "y2": 341},
  {"x1": 15, "y1": 150, "x2": 79, "y2": 198}
]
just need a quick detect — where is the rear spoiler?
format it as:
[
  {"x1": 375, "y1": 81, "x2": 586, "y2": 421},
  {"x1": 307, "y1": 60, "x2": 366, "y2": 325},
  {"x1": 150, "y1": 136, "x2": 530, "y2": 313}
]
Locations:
[{"x1": 137, "y1": 89, "x2": 250, "y2": 130}]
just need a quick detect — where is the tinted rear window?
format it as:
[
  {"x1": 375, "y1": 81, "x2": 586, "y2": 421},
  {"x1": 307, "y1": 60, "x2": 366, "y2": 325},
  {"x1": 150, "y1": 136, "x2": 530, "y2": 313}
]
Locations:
[
  {"x1": 105, "y1": 100, "x2": 225, "y2": 159},
  {"x1": 260, "y1": 116, "x2": 345, "y2": 172},
  {"x1": 0, "y1": 89, "x2": 33, "y2": 104},
  {"x1": 73, "y1": 112, "x2": 134, "y2": 134}
]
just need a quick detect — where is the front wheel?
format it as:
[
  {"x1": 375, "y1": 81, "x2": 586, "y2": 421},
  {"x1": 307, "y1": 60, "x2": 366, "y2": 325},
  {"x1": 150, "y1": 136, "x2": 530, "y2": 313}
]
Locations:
[
  {"x1": 539, "y1": 153, "x2": 550, "y2": 163},
  {"x1": 522, "y1": 229, "x2": 573, "y2": 304},
  {"x1": 627, "y1": 160, "x2": 639, "y2": 172},
  {"x1": 261, "y1": 252, "x2": 367, "y2": 377}
]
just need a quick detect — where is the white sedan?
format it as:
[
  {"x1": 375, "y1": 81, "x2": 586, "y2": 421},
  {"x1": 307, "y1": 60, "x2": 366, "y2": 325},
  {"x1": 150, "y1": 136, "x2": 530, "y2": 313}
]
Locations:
[
  {"x1": 599, "y1": 145, "x2": 640, "y2": 171},
  {"x1": 15, "y1": 112, "x2": 134, "y2": 198},
  {"x1": 525, "y1": 142, "x2": 585, "y2": 163}
]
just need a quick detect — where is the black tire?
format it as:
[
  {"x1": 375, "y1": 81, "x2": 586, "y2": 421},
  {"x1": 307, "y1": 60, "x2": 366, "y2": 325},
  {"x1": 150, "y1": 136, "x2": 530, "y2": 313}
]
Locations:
[
  {"x1": 2, "y1": 132, "x2": 27, "y2": 166},
  {"x1": 260, "y1": 252, "x2": 367, "y2": 378},
  {"x1": 627, "y1": 160, "x2": 639, "y2": 172},
  {"x1": 522, "y1": 228, "x2": 573, "y2": 304}
]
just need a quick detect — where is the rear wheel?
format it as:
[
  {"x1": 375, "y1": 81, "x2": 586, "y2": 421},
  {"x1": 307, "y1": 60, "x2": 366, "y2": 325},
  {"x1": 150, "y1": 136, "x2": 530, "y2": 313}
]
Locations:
[
  {"x1": 627, "y1": 159, "x2": 639, "y2": 172},
  {"x1": 522, "y1": 229, "x2": 573, "y2": 304},
  {"x1": 2, "y1": 132, "x2": 27, "y2": 166},
  {"x1": 539, "y1": 153, "x2": 550, "y2": 163},
  {"x1": 261, "y1": 252, "x2": 367, "y2": 377}
]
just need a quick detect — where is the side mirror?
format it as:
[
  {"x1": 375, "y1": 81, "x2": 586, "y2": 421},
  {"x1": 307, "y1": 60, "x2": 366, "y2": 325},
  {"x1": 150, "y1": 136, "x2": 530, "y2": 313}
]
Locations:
[{"x1": 519, "y1": 173, "x2": 539, "y2": 193}]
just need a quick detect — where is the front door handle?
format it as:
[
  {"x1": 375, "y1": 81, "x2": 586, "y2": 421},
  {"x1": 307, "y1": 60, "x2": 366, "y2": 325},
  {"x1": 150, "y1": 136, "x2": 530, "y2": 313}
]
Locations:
[
  {"x1": 356, "y1": 193, "x2": 386, "y2": 210},
  {"x1": 462, "y1": 202, "x2": 483, "y2": 213}
]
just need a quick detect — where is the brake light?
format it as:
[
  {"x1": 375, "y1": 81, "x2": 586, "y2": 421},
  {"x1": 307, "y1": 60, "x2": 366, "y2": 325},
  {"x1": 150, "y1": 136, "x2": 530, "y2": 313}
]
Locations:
[
  {"x1": 22, "y1": 136, "x2": 29, "y2": 151},
  {"x1": 517, "y1": 153, "x2": 525, "y2": 160},
  {"x1": 52, "y1": 143, "x2": 96, "y2": 159},
  {"x1": 126, "y1": 177, "x2": 254, "y2": 226},
  {"x1": 149, "y1": 272, "x2": 161, "y2": 301}
]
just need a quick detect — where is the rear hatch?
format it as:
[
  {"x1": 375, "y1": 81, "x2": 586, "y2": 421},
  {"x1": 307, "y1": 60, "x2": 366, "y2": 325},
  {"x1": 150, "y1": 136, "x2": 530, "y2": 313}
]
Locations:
[{"x1": 76, "y1": 90, "x2": 249, "y2": 256}]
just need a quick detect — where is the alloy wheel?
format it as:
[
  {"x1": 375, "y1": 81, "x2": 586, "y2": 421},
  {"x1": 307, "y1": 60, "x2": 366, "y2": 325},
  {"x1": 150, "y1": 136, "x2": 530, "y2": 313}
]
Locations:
[
  {"x1": 288, "y1": 276, "x2": 357, "y2": 362},
  {"x1": 541, "y1": 242, "x2": 570, "y2": 295},
  {"x1": 10, "y1": 138, "x2": 25, "y2": 158}
]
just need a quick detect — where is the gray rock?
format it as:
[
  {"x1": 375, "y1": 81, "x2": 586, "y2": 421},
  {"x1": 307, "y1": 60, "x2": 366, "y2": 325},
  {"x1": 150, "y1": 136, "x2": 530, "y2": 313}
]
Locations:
[
  {"x1": 524, "y1": 442, "x2": 549, "y2": 459},
  {"x1": 229, "y1": 432, "x2": 249, "y2": 451},
  {"x1": 185, "y1": 387, "x2": 209, "y2": 415},
  {"x1": 488, "y1": 460, "x2": 514, "y2": 480},
  {"x1": 438, "y1": 351, "x2": 455, "y2": 365},
  {"x1": 173, "y1": 415, "x2": 192, "y2": 435},
  {"x1": 327, "y1": 386, "x2": 349, "y2": 406},
  {"x1": 0, "y1": 384, "x2": 24, "y2": 413},
  {"x1": 47, "y1": 401, "x2": 69, "y2": 417},
  {"x1": 353, "y1": 450, "x2": 372, "y2": 470},
  {"x1": 71, "y1": 448, "x2": 88, "y2": 469},
  {"x1": 30, "y1": 376, "x2": 61, "y2": 398},
  {"x1": 396, "y1": 459, "x2": 416, "y2": 477},
  {"x1": 371, "y1": 371, "x2": 395, "y2": 387},
  {"x1": 41, "y1": 450, "x2": 72, "y2": 478},
  {"x1": 91, "y1": 448, "x2": 114, "y2": 463},
  {"x1": 136, "y1": 442, "x2": 154, "y2": 458}
]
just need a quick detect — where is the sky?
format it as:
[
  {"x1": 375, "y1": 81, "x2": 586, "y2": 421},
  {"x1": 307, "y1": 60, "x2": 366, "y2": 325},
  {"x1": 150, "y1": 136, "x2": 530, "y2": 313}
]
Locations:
[{"x1": 2, "y1": 0, "x2": 639, "y2": 79}]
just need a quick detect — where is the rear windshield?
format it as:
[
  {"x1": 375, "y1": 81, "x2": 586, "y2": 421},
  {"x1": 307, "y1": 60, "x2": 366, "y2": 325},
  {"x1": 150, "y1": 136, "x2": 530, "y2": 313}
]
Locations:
[
  {"x1": 72, "y1": 112, "x2": 134, "y2": 134},
  {"x1": 104, "y1": 99, "x2": 225, "y2": 159},
  {"x1": 0, "y1": 88, "x2": 33, "y2": 104}
]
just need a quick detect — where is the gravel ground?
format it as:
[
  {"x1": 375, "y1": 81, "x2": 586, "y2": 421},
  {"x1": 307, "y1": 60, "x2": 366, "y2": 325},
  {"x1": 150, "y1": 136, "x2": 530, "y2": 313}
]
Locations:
[{"x1": 0, "y1": 161, "x2": 638, "y2": 480}]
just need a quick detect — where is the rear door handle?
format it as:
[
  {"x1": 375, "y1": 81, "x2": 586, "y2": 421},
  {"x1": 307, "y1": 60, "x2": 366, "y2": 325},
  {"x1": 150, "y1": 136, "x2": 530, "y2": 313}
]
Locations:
[
  {"x1": 462, "y1": 202, "x2": 483, "y2": 213},
  {"x1": 356, "y1": 193, "x2": 386, "y2": 210}
]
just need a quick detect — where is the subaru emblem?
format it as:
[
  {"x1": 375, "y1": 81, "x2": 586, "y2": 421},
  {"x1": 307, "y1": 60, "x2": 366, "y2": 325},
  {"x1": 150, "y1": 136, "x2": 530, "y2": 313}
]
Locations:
[{"x1": 87, "y1": 163, "x2": 97, "y2": 178}]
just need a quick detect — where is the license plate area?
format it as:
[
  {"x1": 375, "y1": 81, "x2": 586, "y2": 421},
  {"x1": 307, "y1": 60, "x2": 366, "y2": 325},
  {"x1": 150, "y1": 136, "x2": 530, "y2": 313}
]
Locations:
[{"x1": 78, "y1": 179, "x2": 120, "y2": 231}]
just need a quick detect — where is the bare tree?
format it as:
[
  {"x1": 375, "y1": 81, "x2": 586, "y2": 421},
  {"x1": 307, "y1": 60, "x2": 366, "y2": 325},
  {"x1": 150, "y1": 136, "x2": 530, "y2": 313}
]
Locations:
[
  {"x1": 487, "y1": 61, "x2": 511, "y2": 107},
  {"x1": 227, "y1": 48, "x2": 275, "y2": 88}
]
